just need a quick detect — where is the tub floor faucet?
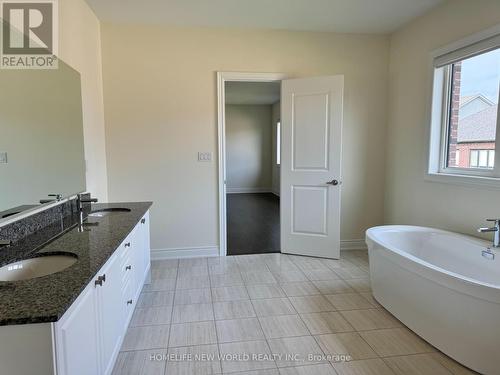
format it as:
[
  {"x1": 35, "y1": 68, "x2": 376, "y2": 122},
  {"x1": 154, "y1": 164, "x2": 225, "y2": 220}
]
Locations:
[{"x1": 478, "y1": 219, "x2": 500, "y2": 248}]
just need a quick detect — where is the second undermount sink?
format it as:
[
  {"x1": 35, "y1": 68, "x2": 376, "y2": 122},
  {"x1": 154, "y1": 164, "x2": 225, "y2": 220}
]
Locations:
[
  {"x1": 88, "y1": 208, "x2": 131, "y2": 218},
  {"x1": 0, "y1": 254, "x2": 78, "y2": 282}
]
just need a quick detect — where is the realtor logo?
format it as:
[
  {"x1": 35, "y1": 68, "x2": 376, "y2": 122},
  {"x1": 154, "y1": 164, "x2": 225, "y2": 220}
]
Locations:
[{"x1": 1, "y1": 0, "x2": 58, "y2": 69}]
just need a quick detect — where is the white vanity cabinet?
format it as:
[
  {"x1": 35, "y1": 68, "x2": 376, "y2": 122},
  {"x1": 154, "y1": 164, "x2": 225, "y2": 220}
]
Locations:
[
  {"x1": 53, "y1": 281, "x2": 101, "y2": 375},
  {"x1": 96, "y1": 248, "x2": 127, "y2": 375},
  {"x1": 134, "y1": 212, "x2": 151, "y2": 296},
  {"x1": 121, "y1": 211, "x2": 150, "y2": 328},
  {"x1": 53, "y1": 211, "x2": 151, "y2": 375}
]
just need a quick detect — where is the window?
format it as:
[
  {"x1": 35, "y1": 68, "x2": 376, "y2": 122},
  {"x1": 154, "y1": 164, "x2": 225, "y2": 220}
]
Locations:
[
  {"x1": 429, "y1": 32, "x2": 500, "y2": 181},
  {"x1": 470, "y1": 149, "x2": 495, "y2": 169},
  {"x1": 276, "y1": 121, "x2": 281, "y2": 165}
]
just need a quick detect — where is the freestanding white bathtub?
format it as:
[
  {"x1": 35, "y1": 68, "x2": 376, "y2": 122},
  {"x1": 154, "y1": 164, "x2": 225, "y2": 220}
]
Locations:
[{"x1": 366, "y1": 225, "x2": 500, "y2": 375}]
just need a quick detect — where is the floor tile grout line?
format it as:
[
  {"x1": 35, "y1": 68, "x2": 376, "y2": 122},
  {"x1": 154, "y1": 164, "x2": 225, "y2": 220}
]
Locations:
[
  {"x1": 209, "y1": 271, "x2": 224, "y2": 373},
  {"x1": 266, "y1": 277, "x2": 332, "y2": 370},
  {"x1": 290, "y1": 292, "x2": 337, "y2": 373},
  {"x1": 166, "y1": 263, "x2": 180, "y2": 349},
  {"x1": 243, "y1": 282, "x2": 279, "y2": 371},
  {"x1": 131, "y1": 254, "x2": 451, "y2": 373},
  {"x1": 121, "y1": 256, "x2": 334, "y2": 368},
  {"x1": 124, "y1": 322, "x2": 439, "y2": 349}
]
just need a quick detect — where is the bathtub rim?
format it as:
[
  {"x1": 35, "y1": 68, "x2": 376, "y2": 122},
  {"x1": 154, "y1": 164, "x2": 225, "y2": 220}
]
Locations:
[{"x1": 366, "y1": 225, "x2": 500, "y2": 303}]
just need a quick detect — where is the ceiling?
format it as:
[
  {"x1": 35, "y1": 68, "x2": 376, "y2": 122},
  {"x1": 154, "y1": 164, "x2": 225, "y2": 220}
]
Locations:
[
  {"x1": 85, "y1": 0, "x2": 444, "y2": 34},
  {"x1": 225, "y1": 82, "x2": 281, "y2": 105}
]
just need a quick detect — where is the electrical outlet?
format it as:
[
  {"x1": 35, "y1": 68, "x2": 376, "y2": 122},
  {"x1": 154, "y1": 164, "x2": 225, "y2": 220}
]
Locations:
[
  {"x1": 198, "y1": 152, "x2": 212, "y2": 162},
  {"x1": 0, "y1": 152, "x2": 7, "y2": 164}
]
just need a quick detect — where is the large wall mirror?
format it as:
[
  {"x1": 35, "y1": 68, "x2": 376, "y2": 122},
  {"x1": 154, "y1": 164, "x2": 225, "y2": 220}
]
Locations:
[{"x1": 0, "y1": 59, "x2": 86, "y2": 221}]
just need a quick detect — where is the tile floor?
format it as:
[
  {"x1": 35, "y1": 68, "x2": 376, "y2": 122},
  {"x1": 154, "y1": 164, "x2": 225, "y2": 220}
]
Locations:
[{"x1": 112, "y1": 250, "x2": 477, "y2": 375}]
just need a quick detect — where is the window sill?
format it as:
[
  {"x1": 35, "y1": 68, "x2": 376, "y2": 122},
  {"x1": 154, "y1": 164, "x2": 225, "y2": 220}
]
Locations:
[{"x1": 425, "y1": 172, "x2": 500, "y2": 190}]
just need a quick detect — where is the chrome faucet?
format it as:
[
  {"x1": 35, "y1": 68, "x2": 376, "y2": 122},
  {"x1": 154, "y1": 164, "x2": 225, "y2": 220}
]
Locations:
[
  {"x1": 478, "y1": 219, "x2": 500, "y2": 248},
  {"x1": 76, "y1": 193, "x2": 98, "y2": 212},
  {"x1": 39, "y1": 193, "x2": 63, "y2": 204},
  {"x1": 76, "y1": 193, "x2": 97, "y2": 232}
]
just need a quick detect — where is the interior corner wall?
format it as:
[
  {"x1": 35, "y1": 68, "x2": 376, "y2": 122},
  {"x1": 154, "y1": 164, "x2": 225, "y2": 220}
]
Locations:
[
  {"x1": 384, "y1": 0, "x2": 500, "y2": 237},
  {"x1": 59, "y1": 0, "x2": 109, "y2": 201},
  {"x1": 226, "y1": 105, "x2": 273, "y2": 193}
]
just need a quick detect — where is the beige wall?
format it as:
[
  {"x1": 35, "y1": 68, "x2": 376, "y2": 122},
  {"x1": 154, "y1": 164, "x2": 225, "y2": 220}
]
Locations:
[
  {"x1": 385, "y1": 0, "x2": 500, "y2": 237},
  {"x1": 226, "y1": 105, "x2": 273, "y2": 192},
  {"x1": 101, "y1": 25, "x2": 390, "y2": 251},
  {"x1": 271, "y1": 102, "x2": 281, "y2": 196},
  {"x1": 59, "y1": 0, "x2": 108, "y2": 201}
]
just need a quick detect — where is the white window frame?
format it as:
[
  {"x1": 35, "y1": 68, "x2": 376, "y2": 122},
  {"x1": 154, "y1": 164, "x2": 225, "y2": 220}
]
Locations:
[{"x1": 426, "y1": 24, "x2": 500, "y2": 188}]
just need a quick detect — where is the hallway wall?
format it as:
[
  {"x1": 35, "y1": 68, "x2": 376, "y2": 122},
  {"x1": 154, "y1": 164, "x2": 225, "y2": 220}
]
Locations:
[{"x1": 226, "y1": 105, "x2": 273, "y2": 193}]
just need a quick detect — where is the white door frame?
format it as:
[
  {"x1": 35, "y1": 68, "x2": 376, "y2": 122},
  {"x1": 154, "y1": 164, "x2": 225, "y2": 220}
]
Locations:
[{"x1": 217, "y1": 71, "x2": 287, "y2": 256}]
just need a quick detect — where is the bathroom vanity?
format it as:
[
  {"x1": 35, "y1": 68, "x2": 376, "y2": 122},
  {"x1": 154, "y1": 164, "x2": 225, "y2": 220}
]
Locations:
[
  {"x1": 0, "y1": 38, "x2": 153, "y2": 375},
  {"x1": 0, "y1": 202, "x2": 152, "y2": 375}
]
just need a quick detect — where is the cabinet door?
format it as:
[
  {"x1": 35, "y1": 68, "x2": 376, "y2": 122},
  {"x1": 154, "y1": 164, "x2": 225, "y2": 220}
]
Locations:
[
  {"x1": 55, "y1": 284, "x2": 100, "y2": 375},
  {"x1": 129, "y1": 227, "x2": 143, "y2": 298},
  {"x1": 139, "y1": 212, "x2": 151, "y2": 282},
  {"x1": 141, "y1": 211, "x2": 151, "y2": 272},
  {"x1": 96, "y1": 253, "x2": 126, "y2": 375},
  {"x1": 131, "y1": 213, "x2": 151, "y2": 297}
]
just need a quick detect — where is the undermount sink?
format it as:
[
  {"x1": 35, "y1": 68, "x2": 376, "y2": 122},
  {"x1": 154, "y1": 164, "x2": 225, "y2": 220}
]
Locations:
[
  {"x1": 0, "y1": 254, "x2": 77, "y2": 282},
  {"x1": 88, "y1": 208, "x2": 131, "y2": 218}
]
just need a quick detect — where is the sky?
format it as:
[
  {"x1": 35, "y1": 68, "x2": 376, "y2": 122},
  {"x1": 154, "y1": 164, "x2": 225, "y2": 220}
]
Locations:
[{"x1": 460, "y1": 48, "x2": 500, "y2": 104}]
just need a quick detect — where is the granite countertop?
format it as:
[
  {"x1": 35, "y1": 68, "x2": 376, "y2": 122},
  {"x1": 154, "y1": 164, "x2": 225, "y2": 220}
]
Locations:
[{"x1": 0, "y1": 202, "x2": 152, "y2": 326}]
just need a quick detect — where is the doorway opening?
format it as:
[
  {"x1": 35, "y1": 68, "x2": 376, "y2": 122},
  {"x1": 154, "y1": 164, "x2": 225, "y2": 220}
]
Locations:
[
  {"x1": 218, "y1": 73, "x2": 344, "y2": 259},
  {"x1": 217, "y1": 72, "x2": 285, "y2": 256},
  {"x1": 224, "y1": 81, "x2": 281, "y2": 255}
]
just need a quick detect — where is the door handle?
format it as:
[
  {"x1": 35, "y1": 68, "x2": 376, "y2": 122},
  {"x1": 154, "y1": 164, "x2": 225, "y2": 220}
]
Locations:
[{"x1": 326, "y1": 179, "x2": 341, "y2": 186}]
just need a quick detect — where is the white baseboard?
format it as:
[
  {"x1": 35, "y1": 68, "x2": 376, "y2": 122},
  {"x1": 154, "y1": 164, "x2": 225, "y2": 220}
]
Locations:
[
  {"x1": 151, "y1": 246, "x2": 219, "y2": 260},
  {"x1": 151, "y1": 240, "x2": 365, "y2": 260},
  {"x1": 340, "y1": 239, "x2": 367, "y2": 251},
  {"x1": 227, "y1": 187, "x2": 272, "y2": 194}
]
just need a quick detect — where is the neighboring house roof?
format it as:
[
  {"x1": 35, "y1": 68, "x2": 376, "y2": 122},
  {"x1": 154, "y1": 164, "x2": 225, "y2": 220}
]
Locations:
[
  {"x1": 457, "y1": 104, "x2": 498, "y2": 143},
  {"x1": 459, "y1": 94, "x2": 494, "y2": 108}
]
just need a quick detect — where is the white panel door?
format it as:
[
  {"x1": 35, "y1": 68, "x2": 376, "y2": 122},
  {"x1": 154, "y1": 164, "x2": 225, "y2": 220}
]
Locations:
[{"x1": 281, "y1": 75, "x2": 343, "y2": 259}]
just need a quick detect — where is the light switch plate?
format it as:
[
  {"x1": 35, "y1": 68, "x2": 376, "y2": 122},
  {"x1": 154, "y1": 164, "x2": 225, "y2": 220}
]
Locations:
[
  {"x1": 0, "y1": 152, "x2": 7, "y2": 164},
  {"x1": 198, "y1": 152, "x2": 212, "y2": 162}
]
